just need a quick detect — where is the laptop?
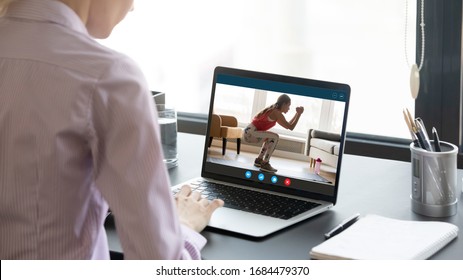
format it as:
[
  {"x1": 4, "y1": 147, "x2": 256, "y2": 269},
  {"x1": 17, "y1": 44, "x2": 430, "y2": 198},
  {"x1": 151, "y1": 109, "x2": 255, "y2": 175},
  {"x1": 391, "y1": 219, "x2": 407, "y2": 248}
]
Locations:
[{"x1": 172, "y1": 66, "x2": 350, "y2": 238}]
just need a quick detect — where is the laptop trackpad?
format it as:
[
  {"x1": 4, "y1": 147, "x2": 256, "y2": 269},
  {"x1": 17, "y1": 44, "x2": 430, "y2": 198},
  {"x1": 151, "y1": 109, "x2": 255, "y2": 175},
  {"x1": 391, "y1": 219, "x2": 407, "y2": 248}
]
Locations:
[{"x1": 208, "y1": 207, "x2": 290, "y2": 238}]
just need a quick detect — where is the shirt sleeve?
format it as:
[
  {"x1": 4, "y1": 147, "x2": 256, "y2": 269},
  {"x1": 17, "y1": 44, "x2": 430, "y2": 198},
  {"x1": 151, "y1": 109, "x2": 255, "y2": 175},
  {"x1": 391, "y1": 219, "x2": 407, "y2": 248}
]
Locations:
[{"x1": 88, "y1": 54, "x2": 205, "y2": 259}]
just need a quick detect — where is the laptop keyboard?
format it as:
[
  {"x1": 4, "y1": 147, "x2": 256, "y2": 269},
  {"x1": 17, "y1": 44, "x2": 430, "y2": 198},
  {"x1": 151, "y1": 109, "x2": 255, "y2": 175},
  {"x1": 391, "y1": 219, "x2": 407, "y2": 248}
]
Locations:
[{"x1": 174, "y1": 180, "x2": 321, "y2": 220}]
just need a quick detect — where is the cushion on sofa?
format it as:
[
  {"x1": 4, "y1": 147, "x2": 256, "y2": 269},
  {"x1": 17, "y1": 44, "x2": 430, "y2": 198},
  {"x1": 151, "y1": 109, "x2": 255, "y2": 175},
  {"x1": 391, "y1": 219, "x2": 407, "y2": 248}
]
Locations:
[
  {"x1": 310, "y1": 138, "x2": 339, "y2": 154},
  {"x1": 310, "y1": 129, "x2": 341, "y2": 142},
  {"x1": 333, "y1": 144, "x2": 340, "y2": 156}
]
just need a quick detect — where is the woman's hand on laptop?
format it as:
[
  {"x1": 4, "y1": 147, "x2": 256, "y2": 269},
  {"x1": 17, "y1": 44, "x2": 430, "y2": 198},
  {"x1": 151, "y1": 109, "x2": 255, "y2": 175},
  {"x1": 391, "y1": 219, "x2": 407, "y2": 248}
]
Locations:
[{"x1": 175, "y1": 185, "x2": 224, "y2": 232}]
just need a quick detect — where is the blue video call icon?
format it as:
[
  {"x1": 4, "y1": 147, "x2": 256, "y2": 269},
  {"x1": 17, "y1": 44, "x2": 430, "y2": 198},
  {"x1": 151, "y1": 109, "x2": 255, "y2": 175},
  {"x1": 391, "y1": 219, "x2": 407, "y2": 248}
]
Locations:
[
  {"x1": 271, "y1": 176, "x2": 278, "y2": 184},
  {"x1": 245, "y1": 171, "x2": 252, "y2": 179}
]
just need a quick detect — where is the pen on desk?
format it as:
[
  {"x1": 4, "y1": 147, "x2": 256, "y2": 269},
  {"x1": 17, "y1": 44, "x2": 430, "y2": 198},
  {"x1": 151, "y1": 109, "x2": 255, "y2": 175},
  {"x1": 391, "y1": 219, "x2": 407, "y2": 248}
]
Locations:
[
  {"x1": 324, "y1": 213, "x2": 360, "y2": 239},
  {"x1": 432, "y1": 127, "x2": 442, "y2": 152}
]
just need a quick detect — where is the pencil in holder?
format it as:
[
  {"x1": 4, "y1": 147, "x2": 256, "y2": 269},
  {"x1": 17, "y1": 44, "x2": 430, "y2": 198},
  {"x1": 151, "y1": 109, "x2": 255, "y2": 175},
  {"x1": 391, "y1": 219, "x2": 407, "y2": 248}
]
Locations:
[{"x1": 410, "y1": 141, "x2": 458, "y2": 217}]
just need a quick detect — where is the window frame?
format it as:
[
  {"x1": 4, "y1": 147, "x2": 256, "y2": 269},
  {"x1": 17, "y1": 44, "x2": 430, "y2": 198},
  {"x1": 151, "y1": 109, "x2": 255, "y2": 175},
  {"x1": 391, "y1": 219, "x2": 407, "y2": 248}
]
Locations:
[{"x1": 415, "y1": 0, "x2": 462, "y2": 168}]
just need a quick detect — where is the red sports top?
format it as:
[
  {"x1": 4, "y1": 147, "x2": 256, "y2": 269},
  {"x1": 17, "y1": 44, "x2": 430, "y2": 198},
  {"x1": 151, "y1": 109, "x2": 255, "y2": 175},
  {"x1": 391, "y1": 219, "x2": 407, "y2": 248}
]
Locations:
[{"x1": 251, "y1": 110, "x2": 277, "y2": 131}]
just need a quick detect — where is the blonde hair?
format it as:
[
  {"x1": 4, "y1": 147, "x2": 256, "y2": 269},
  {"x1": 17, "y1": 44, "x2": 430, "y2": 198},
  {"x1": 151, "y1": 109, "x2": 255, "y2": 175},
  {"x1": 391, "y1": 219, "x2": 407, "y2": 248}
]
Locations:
[{"x1": 0, "y1": 0, "x2": 16, "y2": 16}]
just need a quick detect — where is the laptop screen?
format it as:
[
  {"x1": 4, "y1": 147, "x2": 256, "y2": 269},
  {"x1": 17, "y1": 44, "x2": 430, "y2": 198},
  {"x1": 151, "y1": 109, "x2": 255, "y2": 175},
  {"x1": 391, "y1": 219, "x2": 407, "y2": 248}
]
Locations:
[{"x1": 202, "y1": 67, "x2": 350, "y2": 204}]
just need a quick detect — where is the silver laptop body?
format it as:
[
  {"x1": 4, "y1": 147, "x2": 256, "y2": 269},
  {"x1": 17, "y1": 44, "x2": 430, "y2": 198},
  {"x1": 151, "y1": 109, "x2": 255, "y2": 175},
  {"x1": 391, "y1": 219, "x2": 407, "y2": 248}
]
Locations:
[{"x1": 173, "y1": 66, "x2": 350, "y2": 238}]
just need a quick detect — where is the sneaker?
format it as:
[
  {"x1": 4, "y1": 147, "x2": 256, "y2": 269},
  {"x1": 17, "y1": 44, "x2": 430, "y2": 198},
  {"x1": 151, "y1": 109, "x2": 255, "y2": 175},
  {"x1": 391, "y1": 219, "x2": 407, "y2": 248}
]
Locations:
[
  {"x1": 254, "y1": 158, "x2": 263, "y2": 167},
  {"x1": 260, "y1": 162, "x2": 277, "y2": 173}
]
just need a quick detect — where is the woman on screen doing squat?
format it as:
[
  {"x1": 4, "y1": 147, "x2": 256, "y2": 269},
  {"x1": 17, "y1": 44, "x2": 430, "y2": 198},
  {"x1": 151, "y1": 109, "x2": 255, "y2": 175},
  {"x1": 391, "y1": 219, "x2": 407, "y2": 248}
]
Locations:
[{"x1": 243, "y1": 94, "x2": 304, "y2": 173}]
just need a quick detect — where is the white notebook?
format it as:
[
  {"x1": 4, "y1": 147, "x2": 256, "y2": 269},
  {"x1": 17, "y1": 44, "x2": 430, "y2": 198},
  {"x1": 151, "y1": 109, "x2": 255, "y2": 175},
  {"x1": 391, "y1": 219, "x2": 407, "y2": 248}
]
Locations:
[{"x1": 310, "y1": 214, "x2": 459, "y2": 260}]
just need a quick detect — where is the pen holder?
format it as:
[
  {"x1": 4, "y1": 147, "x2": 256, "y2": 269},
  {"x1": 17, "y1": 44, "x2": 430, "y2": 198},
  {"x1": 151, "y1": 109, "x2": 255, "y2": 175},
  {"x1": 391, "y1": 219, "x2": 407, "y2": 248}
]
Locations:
[{"x1": 410, "y1": 141, "x2": 458, "y2": 217}]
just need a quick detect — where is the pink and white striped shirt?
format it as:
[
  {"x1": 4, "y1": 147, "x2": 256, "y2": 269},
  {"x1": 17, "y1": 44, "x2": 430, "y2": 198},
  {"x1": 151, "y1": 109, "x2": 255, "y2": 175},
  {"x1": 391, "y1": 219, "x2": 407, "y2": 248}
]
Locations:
[{"x1": 0, "y1": 0, "x2": 205, "y2": 259}]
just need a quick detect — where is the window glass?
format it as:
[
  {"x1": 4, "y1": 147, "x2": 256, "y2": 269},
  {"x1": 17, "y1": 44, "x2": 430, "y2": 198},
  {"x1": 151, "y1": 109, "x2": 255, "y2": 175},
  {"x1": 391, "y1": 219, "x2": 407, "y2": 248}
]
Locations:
[
  {"x1": 100, "y1": 0, "x2": 416, "y2": 139},
  {"x1": 213, "y1": 84, "x2": 254, "y2": 123}
]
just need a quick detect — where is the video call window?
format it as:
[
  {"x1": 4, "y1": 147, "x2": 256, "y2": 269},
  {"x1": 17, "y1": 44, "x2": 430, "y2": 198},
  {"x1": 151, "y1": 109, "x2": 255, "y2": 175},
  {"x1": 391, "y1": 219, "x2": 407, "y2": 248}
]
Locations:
[{"x1": 206, "y1": 78, "x2": 347, "y2": 196}]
